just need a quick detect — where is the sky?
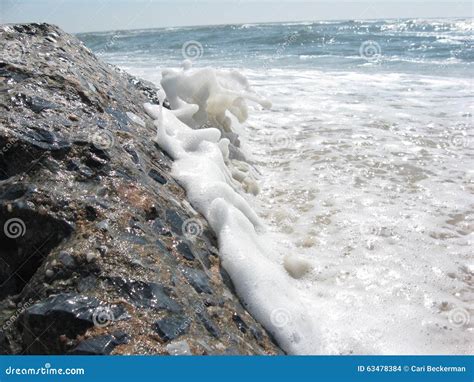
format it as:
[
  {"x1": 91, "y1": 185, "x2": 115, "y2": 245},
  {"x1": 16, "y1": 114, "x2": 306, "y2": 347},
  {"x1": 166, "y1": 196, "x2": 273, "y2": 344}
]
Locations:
[{"x1": 1, "y1": 0, "x2": 472, "y2": 33}]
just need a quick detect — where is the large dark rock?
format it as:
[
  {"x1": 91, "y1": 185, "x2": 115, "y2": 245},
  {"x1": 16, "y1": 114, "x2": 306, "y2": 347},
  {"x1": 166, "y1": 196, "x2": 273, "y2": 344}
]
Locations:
[
  {"x1": 0, "y1": 23, "x2": 282, "y2": 355},
  {"x1": 69, "y1": 331, "x2": 130, "y2": 355},
  {"x1": 152, "y1": 314, "x2": 190, "y2": 342},
  {"x1": 19, "y1": 293, "x2": 128, "y2": 354},
  {"x1": 0, "y1": 205, "x2": 74, "y2": 299},
  {"x1": 107, "y1": 277, "x2": 182, "y2": 313}
]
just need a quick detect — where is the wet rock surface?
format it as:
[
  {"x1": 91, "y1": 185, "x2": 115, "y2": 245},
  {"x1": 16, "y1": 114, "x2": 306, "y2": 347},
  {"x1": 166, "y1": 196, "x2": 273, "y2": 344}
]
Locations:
[
  {"x1": 152, "y1": 314, "x2": 190, "y2": 341},
  {"x1": 69, "y1": 331, "x2": 131, "y2": 355},
  {"x1": 0, "y1": 23, "x2": 282, "y2": 355},
  {"x1": 20, "y1": 293, "x2": 129, "y2": 354}
]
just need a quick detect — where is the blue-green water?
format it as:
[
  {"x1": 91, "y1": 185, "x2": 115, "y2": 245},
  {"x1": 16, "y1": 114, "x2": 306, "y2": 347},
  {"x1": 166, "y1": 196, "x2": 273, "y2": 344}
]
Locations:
[{"x1": 78, "y1": 18, "x2": 472, "y2": 77}]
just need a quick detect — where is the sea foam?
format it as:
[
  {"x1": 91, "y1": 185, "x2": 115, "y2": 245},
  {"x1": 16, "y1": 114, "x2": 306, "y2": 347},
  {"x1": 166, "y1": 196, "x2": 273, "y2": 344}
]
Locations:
[{"x1": 145, "y1": 62, "x2": 317, "y2": 354}]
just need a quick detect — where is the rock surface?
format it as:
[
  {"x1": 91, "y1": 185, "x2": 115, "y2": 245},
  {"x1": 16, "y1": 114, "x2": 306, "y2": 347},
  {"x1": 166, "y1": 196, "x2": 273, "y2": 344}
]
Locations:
[{"x1": 0, "y1": 23, "x2": 282, "y2": 355}]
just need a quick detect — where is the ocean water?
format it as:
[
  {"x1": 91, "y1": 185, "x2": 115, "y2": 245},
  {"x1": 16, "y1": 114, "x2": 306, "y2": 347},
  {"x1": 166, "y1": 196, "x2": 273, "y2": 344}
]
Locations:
[{"x1": 78, "y1": 18, "x2": 473, "y2": 354}]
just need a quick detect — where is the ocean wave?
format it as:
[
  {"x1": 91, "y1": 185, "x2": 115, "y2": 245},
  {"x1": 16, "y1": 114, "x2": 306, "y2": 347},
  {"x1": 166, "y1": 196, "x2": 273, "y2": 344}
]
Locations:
[
  {"x1": 78, "y1": 17, "x2": 473, "y2": 72},
  {"x1": 137, "y1": 59, "x2": 472, "y2": 355}
]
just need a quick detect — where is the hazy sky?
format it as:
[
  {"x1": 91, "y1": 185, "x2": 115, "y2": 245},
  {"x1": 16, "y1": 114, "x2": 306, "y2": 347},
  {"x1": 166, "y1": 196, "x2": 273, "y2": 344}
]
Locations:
[{"x1": 1, "y1": 0, "x2": 472, "y2": 33}]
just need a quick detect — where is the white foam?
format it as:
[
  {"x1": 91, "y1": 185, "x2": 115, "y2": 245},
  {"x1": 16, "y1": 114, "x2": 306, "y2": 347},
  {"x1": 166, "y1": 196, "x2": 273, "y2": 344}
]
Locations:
[
  {"x1": 241, "y1": 67, "x2": 473, "y2": 355},
  {"x1": 144, "y1": 63, "x2": 473, "y2": 355},
  {"x1": 145, "y1": 65, "x2": 318, "y2": 354},
  {"x1": 160, "y1": 63, "x2": 271, "y2": 131}
]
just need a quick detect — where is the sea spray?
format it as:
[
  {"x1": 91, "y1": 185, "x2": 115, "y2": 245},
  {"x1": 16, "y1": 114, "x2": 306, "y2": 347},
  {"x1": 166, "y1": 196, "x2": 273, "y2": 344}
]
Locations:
[{"x1": 145, "y1": 63, "x2": 318, "y2": 354}]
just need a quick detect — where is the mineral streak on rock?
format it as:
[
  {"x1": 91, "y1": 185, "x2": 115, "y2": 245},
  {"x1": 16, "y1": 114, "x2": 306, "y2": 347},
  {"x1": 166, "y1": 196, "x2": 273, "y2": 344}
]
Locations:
[{"x1": 0, "y1": 23, "x2": 282, "y2": 355}]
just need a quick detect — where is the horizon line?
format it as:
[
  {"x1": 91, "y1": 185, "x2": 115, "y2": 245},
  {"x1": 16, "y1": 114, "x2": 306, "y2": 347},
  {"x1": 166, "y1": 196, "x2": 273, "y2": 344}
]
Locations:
[{"x1": 68, "y1": 15, "x2": 471, "y2": 35}]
